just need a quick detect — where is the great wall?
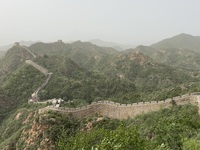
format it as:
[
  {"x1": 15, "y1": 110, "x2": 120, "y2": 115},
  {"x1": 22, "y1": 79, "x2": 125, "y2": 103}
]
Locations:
[
  {"x1": 14, "y1": 43, "x2": 53, "y2": 102},
  {"x1": 13, "y1": 42, "x2": 200, "y2": 120},
  {"x1": 14, "y1": 42, "x2": 36, "y2": 58},
  {"x1": 39, "y1": 93, "x2": 200, "y2": 120},
  {"x1": 26, "y1": 60, "x2": 53, "y2": 101},
  {"x1": 25, "y1": 60, "x2": 49, "y2": 76}
]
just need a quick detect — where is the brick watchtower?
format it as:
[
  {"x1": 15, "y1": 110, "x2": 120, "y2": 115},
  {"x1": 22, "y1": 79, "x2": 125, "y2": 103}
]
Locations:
[{"x1": 14, "y1": 42, "x2": 20, "y2": 46}]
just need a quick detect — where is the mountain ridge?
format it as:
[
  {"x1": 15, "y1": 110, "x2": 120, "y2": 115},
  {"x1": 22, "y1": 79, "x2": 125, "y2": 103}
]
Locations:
[{"x1": 151, "y1": 33, "x2": 200, "y2": 53}]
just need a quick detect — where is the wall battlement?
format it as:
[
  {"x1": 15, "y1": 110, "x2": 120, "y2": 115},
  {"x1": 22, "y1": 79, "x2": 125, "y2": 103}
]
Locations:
[{"x1": 39, "y1": 93, "x2": 200, "y2": 120}]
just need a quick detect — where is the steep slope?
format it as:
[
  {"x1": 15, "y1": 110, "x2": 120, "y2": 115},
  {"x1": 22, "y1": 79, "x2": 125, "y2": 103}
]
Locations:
[
  {"x1": 151, "y1": 33, "x2": 200, "y2": 53},
  {"x1": 0, "y1": 45, "x2": 35, "y2": 76},
  {"x1": 0, "y1": 107, "x2": 56, "y2": 149},
  {"x1": 125, "y1": 45, "x2": 200, "y2": 70},
  {"x1": 100, "y1": 51, "x2": 193, "y2": 91},
  {"x1": 0, "y1": 65, "x2": 45, "y2": 120},
  {"x1": 32, "y1": 55, "x2": 136, "y2": 102}
]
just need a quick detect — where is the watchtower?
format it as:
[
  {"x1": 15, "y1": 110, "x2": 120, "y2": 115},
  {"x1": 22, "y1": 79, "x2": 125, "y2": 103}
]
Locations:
[
  {"x1": 57, "y1": 40, "x2": 63, "y2": 43},
  {"x1": 14, "y1": 42, "x2": 20, "y2": 46}
]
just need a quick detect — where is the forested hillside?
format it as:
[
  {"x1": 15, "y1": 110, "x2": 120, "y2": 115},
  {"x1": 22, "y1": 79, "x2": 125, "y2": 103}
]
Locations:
[
  {"x1": 1, "y1": 34, "x2": 200, "y2": 149},
  {"x1": 151, "y1": 33, "x2": 200, "y2": 53}
]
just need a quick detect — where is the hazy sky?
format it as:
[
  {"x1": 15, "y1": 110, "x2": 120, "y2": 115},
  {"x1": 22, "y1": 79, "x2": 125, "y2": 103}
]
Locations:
[{"x1": 0, "y1": 0, "x2": 200, "y2": 46}]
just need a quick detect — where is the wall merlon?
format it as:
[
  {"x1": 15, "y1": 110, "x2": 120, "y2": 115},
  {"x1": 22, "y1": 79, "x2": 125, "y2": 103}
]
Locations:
[
  {"x1": 150, "y1": 101, "x2": 157, "y2": 104},
  {"x1": 115, "y1": 102, "x2": 120, "y2": 106},
  {"x1": 138, "y1": 102, "x2": 144, "y2": 105},
  {"x1": 144, "y1": 102, "x2": 151, "y2": 105},
  {"x1": 157, "y1": 101, "x2": 165, "y2": 104},
  {"x1": 181, "y1": 94, "x2": 190, "y2": 97},
  {"x1": 165, "y1": 99, "x2": 172, "y2": 103},
  {"x1": 173, "y1": 96, "x2": 181, "y2": 100}
]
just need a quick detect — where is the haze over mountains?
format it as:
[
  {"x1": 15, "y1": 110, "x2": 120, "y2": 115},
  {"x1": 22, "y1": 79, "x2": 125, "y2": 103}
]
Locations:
[
  {"x1": 2, "y1": 33, "x2": 200, "y2": 148},
  {"x1": 0, "y1": 41, "x2": 36, "y2": 51},
  {"x1": 151, "y1": 33, "x2": 200, "y2": 53},
  {"x1": 89, "y1": 39, "x2": 135, "y2": 51},
  {"x1": 2, "y1": 33, "x2": 200, "y2": 70},
  {"x1": 121, "y1": 33, "x2": 200, "y2": 70}
]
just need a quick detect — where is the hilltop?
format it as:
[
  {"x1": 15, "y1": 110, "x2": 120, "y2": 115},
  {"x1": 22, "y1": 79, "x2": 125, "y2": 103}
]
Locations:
[
  {"x1": 0, "y1": 41, "x2": 36, "y2": 51},
  {"x1": 125, "y1": 45, "x2": 200, "y2": 70},
  {"x1": 28, "y1": 40, "x2": 118, "y2": 70},
  {"x1": 151, "y1": 33, "x2": 200, "y2": 53},
  {"x1": 0, "y1": 45, "x2": 36, "y2": 78}
]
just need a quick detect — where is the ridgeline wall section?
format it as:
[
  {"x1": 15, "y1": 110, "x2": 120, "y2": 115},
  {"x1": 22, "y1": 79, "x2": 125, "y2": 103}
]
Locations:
[
  {"x1": 40, "y1": 93, "x2": 200, "y2": 120},
  {"x1": 21, "y1": 46, "x2": 37, "y2": 58},
  {"x1": 16, "y1": 43, "x2": 200, "y2": 120},
  {"x1": 25, "y1": 60, "x2": 48, "y2": 76}
]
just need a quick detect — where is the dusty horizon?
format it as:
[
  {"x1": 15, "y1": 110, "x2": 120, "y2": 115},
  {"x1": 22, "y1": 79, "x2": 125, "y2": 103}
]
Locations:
[{"x1": 1, "y1": 0, "x2": 200, "y2": 46}]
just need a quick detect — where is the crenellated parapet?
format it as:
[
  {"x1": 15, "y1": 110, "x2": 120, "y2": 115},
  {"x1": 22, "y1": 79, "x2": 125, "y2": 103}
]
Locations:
[{"x1": 39, "y1": 93, "x2": 200, "y2": 119}]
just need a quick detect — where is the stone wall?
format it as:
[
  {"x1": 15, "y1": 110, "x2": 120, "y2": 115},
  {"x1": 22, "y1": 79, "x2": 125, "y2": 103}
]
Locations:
[
  {"x1": 21, "y1": 46, "x2": 37, "y2": 58},
  {"x1": 40, "y1": 93, "x2": 200, "y2": 120},
  {"x1": 26, "y1": 60, "x2": 48, "y2": 76}
]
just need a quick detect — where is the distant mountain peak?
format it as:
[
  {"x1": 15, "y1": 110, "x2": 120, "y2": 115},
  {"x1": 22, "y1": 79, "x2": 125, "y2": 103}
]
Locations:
[
  {"x1": 177, "y1": 33, "x2": 191, "y2": 36},
  {"x1": 151, "y1": 33, "x2": 200, "y2": 52},
  {"x1": 89, "y1": 39, "x2": 135, "y2": 51}
]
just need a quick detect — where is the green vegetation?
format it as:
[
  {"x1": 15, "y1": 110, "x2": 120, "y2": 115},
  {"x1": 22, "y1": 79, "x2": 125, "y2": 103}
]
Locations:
[
  {"x1": 1, "y1": 38, "x2": 200, "y2": 149},
  {"x1": 0, "y1": 105, "x2": 45, "y2": 149},
  {"x1": 57, "y1": 104, "x2": 200, "y2": 150},
  {"x1": 151, "y1": 33, "x2": 200, "y2": 53},
  {"x1": 29, "y1": 41, "x2": 117, "y2": 70},
  {"x1": 127, "y1": 45, "x2": 200, "y2": 70},
  {"x1": 0, "y1": 65, "x2": 45, "y2": 120},
  {"x1": 2, "y1": 104, "x2": 200, "y2": 149}
]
